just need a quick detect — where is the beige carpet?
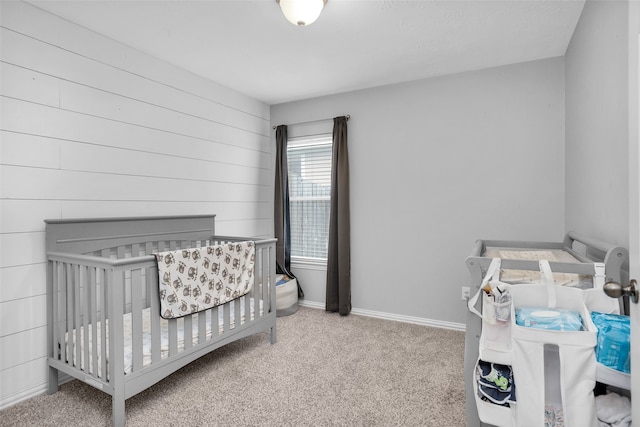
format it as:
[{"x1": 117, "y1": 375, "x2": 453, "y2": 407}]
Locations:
[{"x1": 0, "y1": 306, "x2": 466, "y2": 426}]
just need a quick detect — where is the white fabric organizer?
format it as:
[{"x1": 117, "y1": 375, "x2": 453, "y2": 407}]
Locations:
[{"x1": 464, "y1": 232, "x2": 630, "y2": 427}]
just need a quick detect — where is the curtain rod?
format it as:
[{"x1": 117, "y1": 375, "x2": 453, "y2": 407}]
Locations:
[{"x1": 272, "y1": 115, "x2": 350, "y2": 130}]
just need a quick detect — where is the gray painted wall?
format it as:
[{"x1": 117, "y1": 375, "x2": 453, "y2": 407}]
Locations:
[
  {"x1": 271, "y1": 57, "x2": 566, "y2": 326},
  {"x1": 565, "y1": 0, "x2": 630, "y2": 248}
]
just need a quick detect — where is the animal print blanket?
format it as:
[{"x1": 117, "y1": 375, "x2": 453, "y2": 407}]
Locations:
[{"x1": 155, "y1": 241, "x2": 255, "y2": 319}]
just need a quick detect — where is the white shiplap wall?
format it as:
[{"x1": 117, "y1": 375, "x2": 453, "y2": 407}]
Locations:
[{"x1": 0, "y1": 1, "x2": 272, "y2": 409}]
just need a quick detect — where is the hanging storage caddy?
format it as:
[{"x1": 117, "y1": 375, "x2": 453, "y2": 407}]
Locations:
[{"x1": 464, "y1": 232, "x2": 629, "y2": 427}]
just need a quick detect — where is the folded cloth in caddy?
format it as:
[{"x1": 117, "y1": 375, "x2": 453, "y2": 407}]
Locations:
[{"x1": 62, "y1": 297, "x2": 262, "y2": 378}]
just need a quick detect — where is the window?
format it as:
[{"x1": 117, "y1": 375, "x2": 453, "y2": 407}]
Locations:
[{"x1": 287, "y1": 135, "x2": 332, "y2": 261}]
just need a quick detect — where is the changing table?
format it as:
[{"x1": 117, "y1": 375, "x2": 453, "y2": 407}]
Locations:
[{"x1": 464, "y1": 231, "x2": 629, "y2": 426}]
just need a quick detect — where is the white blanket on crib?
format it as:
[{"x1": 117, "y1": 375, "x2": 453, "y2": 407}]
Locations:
[
  {"x1": 64, "y1": 297, "x2": 262, "y2": 377},
  {"x1": 155, "y1": 242, "x2": 255, "y2": 319}
]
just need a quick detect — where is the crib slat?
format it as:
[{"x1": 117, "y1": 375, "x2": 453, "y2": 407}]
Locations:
[
  {"x1": 100, "y1": 268, "x2": 108, "y2": 380},
  {"x1": 60, "y1": 264, "x2": 66, "y2": 362},
  {"x1": 60, "y1": 263, "x2": 68, "y2": 365},
  {"x1": 131, "y1": 269, "x2": 143, "y2": 372},
  {"x1": 211, "y1": 306, "x2": 219, "y2": 337},
  {"x1": 74, "y1": 265, "x2": 82, "y2": 370},
  {"x1": 223, "y1": 303, "x2": 230, "y2": 333},
  {"x1": 65, "y1": 264, "x2": 74, "y2": 366},
  {"x1": 108, "y1": 268, "x2": 125, "y2": 377},
  {"x1": 198, "y1": 311, "x2": 206, "y2": 344},
  {"x1": 168, "y1": 319, "x2": 178, "y2": 357},
  {"x1": 90, "y1": 267, "x2": 99, "y2": 378},
  {"x1": 184, "y1": 315, "x2": 192, "y2": 350},
  {"x1": 234, "y1": 298, "x2": 241, "y2": 328},
  {"x1": 244, "y1": 294, "x2": 250, "y2": 324},
  {"x1": 148, "y1": 264, "x2": 161, "y2": 364},
  {"x1": 80, "y1": 266, "x2": 90, "y2": 373},
  {"x1": 81, "y1": 266, "x2": 89, "y2": 372}
]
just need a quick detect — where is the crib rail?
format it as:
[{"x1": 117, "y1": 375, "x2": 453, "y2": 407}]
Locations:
[{"x1": 47, "y1": 236, "x2": 276, "y2": 396}]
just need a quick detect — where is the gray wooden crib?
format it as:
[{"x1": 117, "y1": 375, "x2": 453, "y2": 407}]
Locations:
[{"x1": 45, "y1": 215, "x2": 277, "y2": 426}]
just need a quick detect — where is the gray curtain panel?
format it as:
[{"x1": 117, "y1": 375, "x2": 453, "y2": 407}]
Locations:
[
  {"x1": 274, "y1": 125, "x2": 303, "y2": 297},
  {"x1": 326, "y1": 116, "x2": 351, "y2": 315}
]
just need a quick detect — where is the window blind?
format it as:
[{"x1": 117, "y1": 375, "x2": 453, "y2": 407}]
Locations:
[{"x1": 287, "y1": 135, "x2": 333, "y2": 260}]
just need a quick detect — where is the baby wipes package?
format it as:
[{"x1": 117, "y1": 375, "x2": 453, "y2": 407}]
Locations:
[{"x1": 515, "y1": 307, "x2": 583, "y2": 331}]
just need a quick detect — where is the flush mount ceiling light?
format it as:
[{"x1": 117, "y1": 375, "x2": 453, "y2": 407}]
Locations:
[{"x1": 277, "y1": 0, "x2": 327, "y2": 27}]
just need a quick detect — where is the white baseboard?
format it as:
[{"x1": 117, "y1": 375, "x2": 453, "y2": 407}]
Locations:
[
  {"x1": 0, "y1": 372, "x2": 74, "y2": 411},
  {"x1": 297, "y1": 300, "x2": 466, "y2": 331},
  {"x1": 0, "y1": 383, "x2": 47, "y2": 411}
]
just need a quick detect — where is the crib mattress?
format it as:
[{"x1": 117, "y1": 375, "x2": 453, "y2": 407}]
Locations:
[{"x1": 63, "y1": 297, "x2": 263, "y2": 377}]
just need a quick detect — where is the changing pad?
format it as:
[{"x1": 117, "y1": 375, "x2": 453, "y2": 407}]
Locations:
[{"x1": 483, "y1": 248, "x2": 590, "y2": 287}]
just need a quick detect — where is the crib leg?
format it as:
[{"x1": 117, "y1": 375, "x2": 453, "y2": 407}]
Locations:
[
  {"x1": 270, "y1": 324, "x2": 277, "y2": 344},
  {"x1": 112, "y1": 394, "x2": 125, "y2": 427},
  {"x1": 47, "y1": 366, "x2": 59, "y2": 394}
]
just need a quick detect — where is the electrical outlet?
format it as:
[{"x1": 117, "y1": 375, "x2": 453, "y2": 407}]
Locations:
[{"x1": 461, "y1": 286, "x2": 471, "y2": 301}]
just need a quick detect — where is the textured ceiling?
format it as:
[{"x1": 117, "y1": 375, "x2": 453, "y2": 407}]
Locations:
[{"x1": 28, "y1": 0, "x2": 585, "y2": 105}]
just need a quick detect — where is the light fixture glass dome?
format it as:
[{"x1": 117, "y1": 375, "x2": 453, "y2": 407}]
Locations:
[{"x1": 277, "y1": 0, "x2": 327, "y2": 27}]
